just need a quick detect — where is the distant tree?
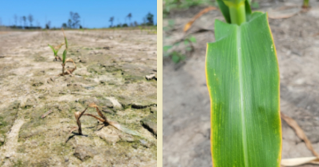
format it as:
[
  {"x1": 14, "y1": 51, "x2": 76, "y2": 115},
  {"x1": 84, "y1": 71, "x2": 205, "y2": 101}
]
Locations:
[
  {"x1": 79, "y1": 25, "x2": 82, "y2": 29},
  {"x1": 122, "y1": 23, "x2": 128, "y2": 27},
  {"x1": 67, "y1": 19, "x2": 72, "y2": 28},
  {"x1": 146, "y1": 12, "x2": 154, "y2": 26},
  {"x1": 28, "y1": 14, "x2": 33, "y2": 27},
  {"x1": 127, "y1": 13, "x2": 132, "y2": 25},
  {"x1": 22, "y1": 16, "x2": 26, "y2": 28},
  {"x1": 19, "y1": 17, "x2": 23, "y2": 27},
  {"x1": 14, "y1": 15, "x2": 17, "y2": 26},
  {"x1": 109, "y1": 17, "x2": 114, "y2": 27},
  {"x1": 133, "y1": 21, "x2": 138, "y2": 27},
  {"x1": 69, "y1": 12, "x2": 80, "y2": 28},
  {"x1": 46, "y1": 21, "x2": 51, "y2": 29},
  {"x1": 62, "y1": 23, "x2": 67, "y2": 28}
]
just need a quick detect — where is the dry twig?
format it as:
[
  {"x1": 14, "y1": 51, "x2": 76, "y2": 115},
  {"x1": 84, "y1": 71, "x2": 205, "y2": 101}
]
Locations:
[{"x1": 281, "y1": 112, "x2": 319, "y2": 166}]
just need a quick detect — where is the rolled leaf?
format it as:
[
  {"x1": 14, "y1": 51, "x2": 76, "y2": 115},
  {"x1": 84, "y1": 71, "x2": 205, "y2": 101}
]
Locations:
[
  {"x1": 205, "y1": 12, "x2": 281, "y2": 167},
  {"x1": 62, "y1": 49, "x2": 67, "y2": 64}
]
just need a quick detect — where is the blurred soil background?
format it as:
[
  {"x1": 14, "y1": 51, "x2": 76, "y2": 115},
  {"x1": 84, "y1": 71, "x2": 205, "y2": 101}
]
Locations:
[
  {"x1": 0, "y1": 28, "x2": 157, "y2": 166},
  {"x1": 163, "y1": 0, "x2": 319, "y2": 166}
]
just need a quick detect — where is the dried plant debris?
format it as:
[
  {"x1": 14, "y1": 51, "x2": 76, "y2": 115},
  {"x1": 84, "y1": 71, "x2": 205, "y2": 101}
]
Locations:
[
  {"x1": 41, "y1": 110, "x2": 53, "y2": 119},
  {"x1": 66, "y1": 103, "x2": 142, "y2": 143},
  {"x1": 281, "y1": 112, "x2": 319, "y2": 166},
  {"x1": 183, "y1": 6, "x2": 217, "y2": 32},
  {"x1": 60, "y1": 58, "x2": 77, "y2": 76}
]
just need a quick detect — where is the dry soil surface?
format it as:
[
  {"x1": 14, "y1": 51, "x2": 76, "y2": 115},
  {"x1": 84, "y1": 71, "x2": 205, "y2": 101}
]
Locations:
[
  {"x1": 0, "y1": 29, "x2": 157, "y2": 166},
  {"x1": 164, "y1": 1, "x2": 319, "y2": 167}
]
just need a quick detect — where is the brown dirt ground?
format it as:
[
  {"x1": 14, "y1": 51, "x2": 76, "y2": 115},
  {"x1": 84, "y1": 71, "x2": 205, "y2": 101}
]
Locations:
[
  {"x1": 0, "y1": 29, "x2": 157, "y2": 166},
  {"x1": 164, "y1": 0, "x2": 319, "y2": 166}
]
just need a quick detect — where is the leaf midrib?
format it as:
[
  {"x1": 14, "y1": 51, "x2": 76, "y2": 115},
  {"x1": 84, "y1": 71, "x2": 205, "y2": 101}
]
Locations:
[{"x1": 236, "y1": 26, "x2": 248, "y2": 167}]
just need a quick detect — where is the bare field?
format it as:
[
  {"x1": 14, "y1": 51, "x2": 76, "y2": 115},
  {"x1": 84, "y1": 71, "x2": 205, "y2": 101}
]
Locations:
[{"x1": 0, "y1": 29, "x2": 157, "y2": 166}]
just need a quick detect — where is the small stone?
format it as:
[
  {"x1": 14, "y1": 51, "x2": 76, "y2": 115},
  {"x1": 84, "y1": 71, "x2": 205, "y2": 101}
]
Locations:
[
  {"x1": 141, "y1": 112, "x2": 157, "y2": 136},
  {"x1": 120, "y1": 134, "x2": 134, "y2": 142},
  {"x1": 95, "y1": 126, "x2": 120, "y2": 144},
  {"x1": 150, "y1": 107, "x2": 157, "y2": 113},
  {"x1": 140, "y1": 140, "x2": 150, "y2": 148},
  {"x1": 31, "y1": 79, "x2": 44, "y2": 87},
  {"x1": 107, "y1": 97, "x2": 123, "y2": 110},
  {"x1": 132, "y1": 144, "x2": 138, "y2": 149},
  {"x1": 98, "y1": 98, "x2": 113, "y2": 108},
  {"x1": 73, "y1": 145, "x2": 98, "y2": 161},
  {"x1": 145, "y1": 73, "x2": 156, "y2": 80},
  {"x1": 102, "y1": 107, "x2": 114, "y2": 114}
]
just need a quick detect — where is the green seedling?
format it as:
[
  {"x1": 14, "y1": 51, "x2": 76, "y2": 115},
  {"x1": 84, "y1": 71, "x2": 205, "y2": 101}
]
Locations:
[
  {"x1": 163, "y1": 36, "x2": 196, "y2": 63},
  {"x1": 48, "y1": 43, "x2": 64, "y2": 61},
  {"x1": 302, "y1": 0, "x2": 309, "y2": 8},
  {"x1": 60, "y1": 28, "x2": 76, "y2": 76},
  {"x1": 66, "y1": 103, "x2": 141, "y2": 143}
]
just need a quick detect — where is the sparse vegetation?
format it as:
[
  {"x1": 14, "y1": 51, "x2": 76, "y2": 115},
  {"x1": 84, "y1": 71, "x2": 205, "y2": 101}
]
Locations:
[
  {"x1": 47, "y1": 29, "x2": 76, "y2": 76},
  {"x1": 164, "y1": 35, "x2": 196, "y2": 63}
]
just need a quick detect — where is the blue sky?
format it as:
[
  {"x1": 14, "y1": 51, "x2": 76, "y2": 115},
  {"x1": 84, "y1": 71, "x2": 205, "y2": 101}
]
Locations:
[{"x1": 0, "y1": 0, "x2": 157, "y2": 28}]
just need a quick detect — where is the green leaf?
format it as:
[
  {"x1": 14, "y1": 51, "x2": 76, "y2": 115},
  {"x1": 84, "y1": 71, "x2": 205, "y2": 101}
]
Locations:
[
  {"x1": 189, "y1": 36, "x2": 197, "y2": 43},
  {"x1": 183, "y1": 40, "x2": 189, "y2": 46},
  {"x1": 48, "y1": 44, "x2": 55, "y2": 52},
  {"x1": 171, "y1": 54, "x2": 180, "y2": 63},
  {"x1": 62, "y1": 49, "x2": 67, "y2": 64},
  {"x1": 251, "y1": 2, "x2": 260, "y2": 9},
  {"x1": 245, "y1": 0, "x2": 252, "y2": 15},
  {"x1": 163, "y1": 45, "x2": 172, "y2": 52},
  {"x1": 64, "y1": 37, "x2": 68, "y2": 49},
  {"x1": 206, "y1": 12, "x2": 281, "y2": 167},
  {"x1": 217, "y1": 0, "x2": 231, "y2": 23},
  {"x1": 49, "y1": 44, "x2": 59, "y2": 57}
]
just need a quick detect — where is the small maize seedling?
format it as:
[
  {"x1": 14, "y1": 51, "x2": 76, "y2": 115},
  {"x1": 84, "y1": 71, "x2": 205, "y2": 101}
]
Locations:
[
  {"x1": 66, "y1": 103, "x2": 142, "y2": 143},
  {"x1": 302, "y1": 0, "x2": 309, "y2": 8},
  {"x1": 60, "y1": 28, "x2": 76, "y2": 76},
  {"x1": 48, "y1": 43, "x2": 64, "y2": 61}
]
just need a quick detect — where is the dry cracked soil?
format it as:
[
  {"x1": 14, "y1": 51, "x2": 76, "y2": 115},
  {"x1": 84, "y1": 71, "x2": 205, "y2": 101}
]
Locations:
[
  {"x1": 0, "y1": 29, "x2": 157, "y2": 166},
  {"x1": 164, "y1": 0, "x2": 319, "y2": 167}
]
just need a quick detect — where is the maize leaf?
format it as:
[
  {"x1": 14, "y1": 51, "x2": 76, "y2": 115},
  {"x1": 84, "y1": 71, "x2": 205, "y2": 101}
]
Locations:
[
  {"x1": 48, "y1": 44, "x2": 57, "y2": 56},
  {"x1": 205, "y1": 12, "x2": 281, "y2": 167},
  {"x1": 62, "y1": 49, "x2": 67, "y2": 64}
]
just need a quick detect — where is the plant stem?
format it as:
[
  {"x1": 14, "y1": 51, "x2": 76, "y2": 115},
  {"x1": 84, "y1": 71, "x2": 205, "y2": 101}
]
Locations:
[
  {"x1": 303, "y1": 0, "x2": 309, "y2": 8},
  {"x1": 62, "y1": 63, "x2": 65, "y2": 76},
  {"x1": 228, "y1": 2, "x2": 246, "y2": 25}
]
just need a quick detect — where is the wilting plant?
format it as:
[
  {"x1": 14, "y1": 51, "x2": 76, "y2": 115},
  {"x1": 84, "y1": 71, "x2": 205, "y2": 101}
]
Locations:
[
  {"x1": 48, "y1": 43, "x2": 64, "y2": 61},
  {"x1": 205, "y1": 0, "x2": 281, "y2": 166},
  {"x1": 67, "y1": 103, "x2": 140, "y2": 142}
]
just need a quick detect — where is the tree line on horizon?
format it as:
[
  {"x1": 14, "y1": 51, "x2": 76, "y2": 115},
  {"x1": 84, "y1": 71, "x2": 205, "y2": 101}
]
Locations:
[{"x1": 5, "y1": 12, "x2": 155, "y2": 30}]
